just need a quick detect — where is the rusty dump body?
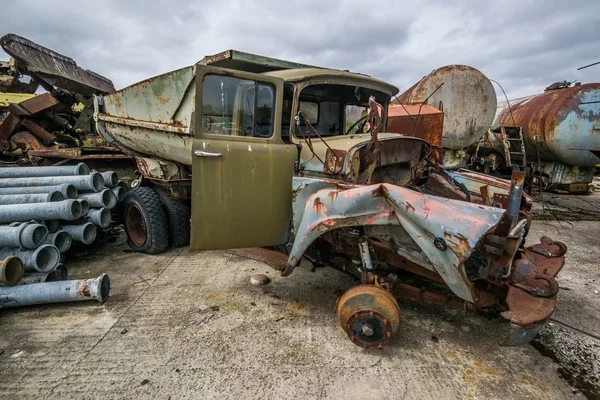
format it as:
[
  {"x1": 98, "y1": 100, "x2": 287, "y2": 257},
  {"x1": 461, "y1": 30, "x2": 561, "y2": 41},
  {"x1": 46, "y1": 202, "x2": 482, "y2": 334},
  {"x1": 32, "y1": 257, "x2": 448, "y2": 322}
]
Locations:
[{"x1": 91, "y1": 49, "x2": 567, "y2": 347}]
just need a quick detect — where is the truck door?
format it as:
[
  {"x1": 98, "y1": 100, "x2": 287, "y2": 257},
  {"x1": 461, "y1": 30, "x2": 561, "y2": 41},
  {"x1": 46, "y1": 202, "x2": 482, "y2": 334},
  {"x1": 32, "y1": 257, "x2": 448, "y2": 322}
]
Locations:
[{"x1": 190, "y1": 65, "x2": 296, "y2": 250}]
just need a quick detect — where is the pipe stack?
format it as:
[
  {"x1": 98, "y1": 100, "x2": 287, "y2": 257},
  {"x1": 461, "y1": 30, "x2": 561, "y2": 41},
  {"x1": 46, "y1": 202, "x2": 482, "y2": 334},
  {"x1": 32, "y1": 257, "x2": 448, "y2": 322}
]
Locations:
[{"x1": 0, "y1": 163, "x2": 115, "y2": 306}]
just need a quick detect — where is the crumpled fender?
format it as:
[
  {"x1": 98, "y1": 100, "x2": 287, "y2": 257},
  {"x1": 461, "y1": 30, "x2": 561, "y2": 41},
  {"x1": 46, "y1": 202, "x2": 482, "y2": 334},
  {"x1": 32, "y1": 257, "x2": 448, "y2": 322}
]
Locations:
[{"x1": 284, "y1": 178, "x2": 505, "y2": 302}]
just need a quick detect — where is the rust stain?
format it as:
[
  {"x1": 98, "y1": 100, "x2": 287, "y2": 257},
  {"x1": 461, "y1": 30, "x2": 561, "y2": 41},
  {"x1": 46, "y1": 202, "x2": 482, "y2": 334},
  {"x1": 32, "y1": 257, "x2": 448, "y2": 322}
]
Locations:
[
  {"x1": 288, "y1": 303, "x2": 305, "y2": 312},
  {"x1": 313, "y1": 197, "x2": 327, "y2": 214}
]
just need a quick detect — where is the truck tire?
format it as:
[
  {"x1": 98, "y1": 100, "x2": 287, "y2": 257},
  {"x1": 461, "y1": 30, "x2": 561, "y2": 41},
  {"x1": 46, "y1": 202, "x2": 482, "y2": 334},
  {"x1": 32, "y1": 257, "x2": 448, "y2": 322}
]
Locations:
[
  {"x1": 156, "y1": 190, "x2": 190, "y2": 248},
  {"x1": 122, "y1": 187, "x2": 169, "y2": 254}
]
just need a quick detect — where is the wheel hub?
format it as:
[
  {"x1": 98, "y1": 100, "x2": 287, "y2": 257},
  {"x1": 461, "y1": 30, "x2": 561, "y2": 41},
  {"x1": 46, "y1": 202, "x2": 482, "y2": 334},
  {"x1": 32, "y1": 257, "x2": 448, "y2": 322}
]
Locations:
[
  {"x1": 125, "y1": 204, "x2": 147, "y2": 247},
  {"x1": 337, "y1": 285, "x2": 401, "y2": 349}
]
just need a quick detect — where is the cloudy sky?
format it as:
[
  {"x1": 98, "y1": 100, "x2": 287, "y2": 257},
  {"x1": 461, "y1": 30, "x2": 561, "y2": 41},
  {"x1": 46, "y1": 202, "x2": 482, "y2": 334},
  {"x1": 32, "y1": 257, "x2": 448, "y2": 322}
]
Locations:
[{"x1": 2, "y1": 0, "x2": 599, "y2": 99}]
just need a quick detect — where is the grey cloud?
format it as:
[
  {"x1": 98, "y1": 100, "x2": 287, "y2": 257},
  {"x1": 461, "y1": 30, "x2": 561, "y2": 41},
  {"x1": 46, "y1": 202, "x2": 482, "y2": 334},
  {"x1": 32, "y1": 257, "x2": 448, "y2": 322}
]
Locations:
[{"x1": 0, "y1": 0, "x2": 598, "y2": 99}]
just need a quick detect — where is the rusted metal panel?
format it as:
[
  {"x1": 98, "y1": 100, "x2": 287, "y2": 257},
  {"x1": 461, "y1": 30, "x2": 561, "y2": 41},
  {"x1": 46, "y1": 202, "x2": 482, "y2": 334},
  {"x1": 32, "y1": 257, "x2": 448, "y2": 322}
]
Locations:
[
  {"x1": 395, "y1": 64, "x2": 497, "y2": 150},
  {"x1": 20, "y1": 119, "x2": 56, "y2": 145},
  {"x1": 445, "y1": 168, "x2": 534, "y2": 205},
  {"x1": 323, "y1": 148, "x2": 346, "y2": 174},
  {"x1": 496, "y1": 83, "x2": 600, "y2": 167},
  {"x1": 228, "y1": 247, "x2": 287, "y2": 271},
  {"x1": 286, "y1": 177, "x2": 506, "y2": 302},
  {"x1": 8, "y1": 93, "x2": 58, "y2": 116},
  {"x1": 0, "y1": 34, "x2": 115, "y2": 95},
  {"x1": 387, "y1": 103, "x2": 444, "y2": 147},
  {"x1": 500, "y1": 237, "x2": 566, "y2": 345},
  {"x1": 0, "y1": 114, "x2": 21, "y2": 146},
  {"x1": 200, "y1": 49, "x2": 319, "y2": 73}
]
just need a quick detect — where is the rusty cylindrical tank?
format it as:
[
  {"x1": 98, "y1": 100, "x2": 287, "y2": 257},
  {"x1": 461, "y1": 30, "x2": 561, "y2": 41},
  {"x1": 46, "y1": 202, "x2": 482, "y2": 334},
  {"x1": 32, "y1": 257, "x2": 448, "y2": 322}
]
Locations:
[
  {"x1": 495, "y1": 83, "x2": 600, "y2": 167},
  {"x1": 395, "y1": 65, "x2": 497, "y2": 150}
]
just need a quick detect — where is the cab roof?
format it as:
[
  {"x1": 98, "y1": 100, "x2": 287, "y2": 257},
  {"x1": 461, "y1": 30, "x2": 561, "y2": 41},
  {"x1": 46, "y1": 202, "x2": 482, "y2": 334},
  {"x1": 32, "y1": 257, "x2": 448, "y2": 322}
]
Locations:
[
  {"x1": 263, "y1": 68, "x2": 399, "y2": 97},
  {"x1": 200, "y1": 49, "x2": 398, "y2": 97}
]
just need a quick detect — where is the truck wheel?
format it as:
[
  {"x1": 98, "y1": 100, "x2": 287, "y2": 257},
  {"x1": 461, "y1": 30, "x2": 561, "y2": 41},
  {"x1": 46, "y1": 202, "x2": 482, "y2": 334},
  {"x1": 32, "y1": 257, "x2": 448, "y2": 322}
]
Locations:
[
  {"x1": 122, "y1": 187, "x2": 169, "y2": 254},
  {"x1": 156, "y1": 190, "x2": 190, "y2": 248}
]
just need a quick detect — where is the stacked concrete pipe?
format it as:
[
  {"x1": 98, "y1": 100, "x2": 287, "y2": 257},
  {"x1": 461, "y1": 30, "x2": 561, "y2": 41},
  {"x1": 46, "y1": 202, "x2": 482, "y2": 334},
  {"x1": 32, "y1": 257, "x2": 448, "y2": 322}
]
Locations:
[{"x1": 0, "y1": 163, "x2": 113, "y2": 305}]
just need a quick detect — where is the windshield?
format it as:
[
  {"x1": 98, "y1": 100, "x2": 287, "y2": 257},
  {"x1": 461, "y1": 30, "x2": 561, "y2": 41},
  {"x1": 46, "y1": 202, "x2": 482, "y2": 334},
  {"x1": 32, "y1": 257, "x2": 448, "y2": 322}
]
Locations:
[{"x1": 289, "y1": 84, "x2": 390, "y2": 139}]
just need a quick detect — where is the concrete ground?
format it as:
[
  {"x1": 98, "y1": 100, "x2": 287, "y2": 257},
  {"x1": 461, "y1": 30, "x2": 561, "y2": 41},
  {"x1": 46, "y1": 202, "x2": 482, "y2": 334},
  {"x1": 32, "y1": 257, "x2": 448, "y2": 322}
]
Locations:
[{"x1": 0, "y1": 218, "x2": 598, "y2": 399}]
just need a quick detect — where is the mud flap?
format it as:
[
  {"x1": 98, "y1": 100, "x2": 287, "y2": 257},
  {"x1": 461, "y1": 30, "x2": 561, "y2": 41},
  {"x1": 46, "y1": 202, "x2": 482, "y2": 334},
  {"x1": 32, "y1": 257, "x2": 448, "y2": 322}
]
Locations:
[{"x1": 500, "y1": 237, "x2": 567, "y2": 346}]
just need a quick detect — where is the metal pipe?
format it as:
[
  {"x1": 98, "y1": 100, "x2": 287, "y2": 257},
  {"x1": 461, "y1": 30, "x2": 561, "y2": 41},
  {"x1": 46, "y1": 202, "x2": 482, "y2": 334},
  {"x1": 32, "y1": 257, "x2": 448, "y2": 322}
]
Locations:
[
  {"x1": 0, "y1": 274, "x2": 110, "y2": 308},
  {"x1": 0, "y1": 256, "x2": 24, "y2": 286},
  {"x1": 0, "y1": 163, "x2": 89, "y2": 178},
  {"x1": 60, "y1": 223, "x2": 96, "y2": 245},
  {"x1": 0, "y1": 191, "x2": 64, "y2": 205},
  {"x1": 100, "y1": 171, "x2": 118, "y2": 188},
  {"x1": 506, "y1": 170, "x2": 526, "y2": 226},
  {"x1": 0, "y1": 244, "x2": 60, "y2": 272},
  {"x1": 78, "y1": 189, "x2": 117, "y2": 209},
  {"x1": 18, "y1": 270, "x2": 61, "y2": 284},
  {"x1": 78, "y1": 199, "x2": 90, "y2": 216},
  {"x1": 111, "y1": 187, "x2": 125, "y2": 202},
  {"x1": 0, "y1": 199, "x2": 82, "y2": 223},
  {"x1": 46, "y1": 230, "x2": 72, "y2": 253},
  {"x1": 0, "y1": 183, "x2": 78, "y2": 199},
  {"x1": 55, "y1": 263, "x2": 68, "y2": 280},
  {"x1": 0, "y1": 222, "x2": 48, "y2": 249},
  {"x1": 0, "y1": 172, "x2": 104, "y2": 192},
  {"x1": 87, "y1": 208, "x2": 111, "y2": 228}
]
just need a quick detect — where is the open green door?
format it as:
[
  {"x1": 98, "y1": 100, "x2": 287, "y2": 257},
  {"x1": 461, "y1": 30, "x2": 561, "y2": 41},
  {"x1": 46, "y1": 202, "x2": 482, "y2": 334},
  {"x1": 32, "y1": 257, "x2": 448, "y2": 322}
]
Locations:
[{"x1": 190, "y1": 65, "x2": 296, "y2": 251}]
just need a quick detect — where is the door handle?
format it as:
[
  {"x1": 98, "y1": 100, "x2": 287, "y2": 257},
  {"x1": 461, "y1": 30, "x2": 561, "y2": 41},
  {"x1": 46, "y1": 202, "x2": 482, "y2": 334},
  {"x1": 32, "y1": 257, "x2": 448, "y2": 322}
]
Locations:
[{"x1": 194, "y1": 150, "x2": 222, "y2": 158}]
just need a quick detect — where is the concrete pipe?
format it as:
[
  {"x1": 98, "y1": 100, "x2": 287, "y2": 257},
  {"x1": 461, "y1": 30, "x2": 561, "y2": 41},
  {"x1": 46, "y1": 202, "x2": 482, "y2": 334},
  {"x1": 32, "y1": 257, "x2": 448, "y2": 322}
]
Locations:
[
  {"x1": 0, "y1": 172, "x2": 104, "y2": 192},
  {"x1": 0, "y1": 199, "x2": 82, "y2": 223},
  {"x1": 46, "y1": 230, "x2": 72, "y2": 253},
  {"x1": 100, "y1": 171, "x2": 118, "y2": 188},
  {"x1": 44, "y1": 219, "x2": 60, "y2": 233},
  {"x1": 19, "y1": 270, "x2": 61, "y2": 284},
  {"x1": 0, "y1": 191, "x2": 64, "y2": 205},
  {"x1": 0, "y1": 183, "x2": 78, "y2": 199},
  {"x1": 60, "y1": 223, "x2": 96, "y2": 245},
  {"x1": 78, "y1": 199, "x2": 90, "y2": 216},
  {"x1": 0, "y1": 163, "x2": 90, "y2": 178},
  {"x1": 0, "y1": 256, "x2": 24, "y2": 286},
  {"x1": 0, "y1": 244, "x2": 60, "y2": 272},
  {"x1": 78, "y1": 189, "x2": 117, "y2": 209},
  {"x1": 112, "y1": 187, "x2": 125, "y2": 202},
  {"x1": 0, "y1": 222, "x2": 48, "y2": 249},
  {"x1": 55, "y1": 263, "x2": 68, "y2": 280},
  {"x1": 116, "y1": 181, "x2": 129, "y2": 192},
  {"x1": 87, "y1": 208, "x2": 111, "y2": 228},
  {"x1": 0, "y1": 274, "x2": 110, "y2": 308}
]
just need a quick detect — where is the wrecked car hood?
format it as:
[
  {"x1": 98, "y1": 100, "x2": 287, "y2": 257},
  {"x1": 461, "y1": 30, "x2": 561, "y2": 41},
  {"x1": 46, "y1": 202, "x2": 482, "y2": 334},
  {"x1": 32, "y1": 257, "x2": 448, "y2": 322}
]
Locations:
[{"x1": 287, "y1": 177, "x2": 506, "y2": 302}]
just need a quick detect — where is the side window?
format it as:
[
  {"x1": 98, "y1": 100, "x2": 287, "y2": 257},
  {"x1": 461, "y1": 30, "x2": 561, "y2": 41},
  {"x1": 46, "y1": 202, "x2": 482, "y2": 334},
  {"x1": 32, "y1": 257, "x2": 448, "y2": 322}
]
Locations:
[
  {"x1": 201, "y1": 74, "x2": 275, "y2": 138},
  {"x1": 345, "y1": 104, "x2": 367, "y2": 134}
]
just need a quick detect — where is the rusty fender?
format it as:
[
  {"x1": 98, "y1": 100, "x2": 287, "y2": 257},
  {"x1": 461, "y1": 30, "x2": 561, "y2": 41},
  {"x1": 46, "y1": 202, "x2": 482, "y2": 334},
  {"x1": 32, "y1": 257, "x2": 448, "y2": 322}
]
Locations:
[{"x1": 285, "y1": 177, "x2": 505, "y2": 302}]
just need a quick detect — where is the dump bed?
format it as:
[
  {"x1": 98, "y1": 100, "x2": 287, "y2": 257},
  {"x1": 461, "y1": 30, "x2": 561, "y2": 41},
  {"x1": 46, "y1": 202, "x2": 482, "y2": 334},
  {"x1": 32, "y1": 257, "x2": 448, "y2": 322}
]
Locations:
[{"x1": 96, "y1": 50, "x2": 318, "y2": 165}]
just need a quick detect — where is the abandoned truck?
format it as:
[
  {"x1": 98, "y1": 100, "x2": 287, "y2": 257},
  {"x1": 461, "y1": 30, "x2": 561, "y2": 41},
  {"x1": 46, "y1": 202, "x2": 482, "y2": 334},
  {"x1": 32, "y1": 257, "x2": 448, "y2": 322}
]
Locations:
[{"x1": 89, "y1": 51, "x2": 567, "y2": 349}]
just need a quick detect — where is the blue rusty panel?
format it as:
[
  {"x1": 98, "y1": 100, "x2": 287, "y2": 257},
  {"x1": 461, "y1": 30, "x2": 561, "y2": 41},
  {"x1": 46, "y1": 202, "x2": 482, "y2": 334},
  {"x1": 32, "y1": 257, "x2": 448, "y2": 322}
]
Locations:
[{"x1": 287, "y1": 177, "x2": 505, "y2": 302}]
